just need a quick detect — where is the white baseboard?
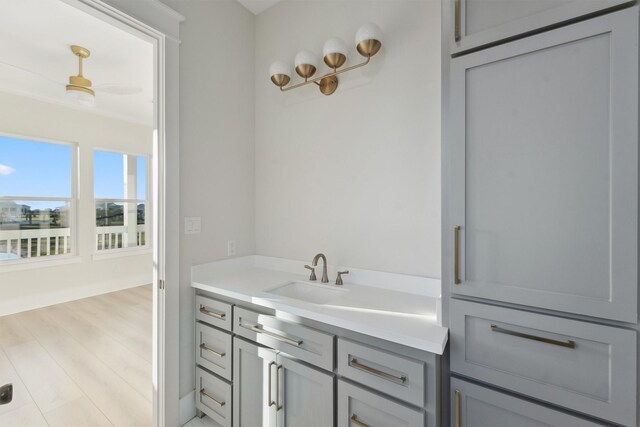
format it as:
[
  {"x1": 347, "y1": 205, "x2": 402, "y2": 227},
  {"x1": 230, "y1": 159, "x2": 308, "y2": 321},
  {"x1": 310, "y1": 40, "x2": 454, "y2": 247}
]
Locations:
[
  {"x1": 0, "y1": 274, "x2": 151, "y2": 316},
  {"x1": 179, "y1": 390, "x2": 196, "y2": 426}
]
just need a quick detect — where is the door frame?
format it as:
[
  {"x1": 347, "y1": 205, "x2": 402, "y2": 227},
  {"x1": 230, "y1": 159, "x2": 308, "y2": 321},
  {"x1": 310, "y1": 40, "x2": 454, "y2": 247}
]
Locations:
[{"x1": 58, "y1": 0, "x2": 183, "y2": 425}]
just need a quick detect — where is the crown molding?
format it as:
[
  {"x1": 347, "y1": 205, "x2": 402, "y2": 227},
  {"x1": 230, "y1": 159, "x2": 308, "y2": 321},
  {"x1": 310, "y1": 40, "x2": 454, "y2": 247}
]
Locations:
[{"x1": 84, "y1": 0, "x2": 184, "y2": 42}]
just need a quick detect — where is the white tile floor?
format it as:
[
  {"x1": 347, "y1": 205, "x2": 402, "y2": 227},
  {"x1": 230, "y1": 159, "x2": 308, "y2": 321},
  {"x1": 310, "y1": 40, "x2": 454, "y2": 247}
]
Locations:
[{"x1": 0, "y1": 285, "x2": 152, "y2": 427}]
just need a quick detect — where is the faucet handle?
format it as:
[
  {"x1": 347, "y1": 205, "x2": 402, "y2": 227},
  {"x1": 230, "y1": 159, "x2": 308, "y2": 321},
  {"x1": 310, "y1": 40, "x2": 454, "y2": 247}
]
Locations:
[
  {"x1": 304, "y1": 265, "x2": 317, "y2": 281},
  {"x1": 335, "y1": 270, "x2": 349, "y2": 286}
]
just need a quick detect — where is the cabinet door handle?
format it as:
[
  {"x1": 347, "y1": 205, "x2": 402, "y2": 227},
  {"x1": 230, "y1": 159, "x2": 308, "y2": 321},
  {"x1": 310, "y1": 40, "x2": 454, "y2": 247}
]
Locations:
[
  {"x1": 241, "y1": 322, "x2": 303, "y2": 347},
  {"x1": 454, "y1": 0, "x2": 461, "y2": 42},
  {"x1": 454, "y1": 389, "x2": 461, "y2": 427},
  {"x1": 199, "y1": 343, "x2": 225, "y2": 358},
  {"x1": 268, "y1": 361, "x2": 276, "y2": 407},
  {"x1": 200, "y1": 306, "x2": 226, "y2": 320},
  {"x1": 454, "y1": 226, "x2": 461, "y2": 284},
  {"x1": 349, "y1": 358, "x2": 407, "y2": 385},
  {"x1": 350, "y1": 414, "x2": 370, "y2": 427},
  {"x1": 276, "y1": 364, "x2": 283, "y2": 411},
  {"x1": 200, "y1": 388, "x2": 225, "y2": 407},
  {"x1": 490, "y1": 324, "x2": 576, "y2": 349}
]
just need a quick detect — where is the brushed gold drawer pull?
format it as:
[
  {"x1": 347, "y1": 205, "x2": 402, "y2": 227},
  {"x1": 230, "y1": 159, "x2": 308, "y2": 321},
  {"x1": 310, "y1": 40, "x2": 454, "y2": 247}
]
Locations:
[
  {"x1": 454, "y1": 226, "x2": 461, "y2": 284},
  {"x1": 454, "y1": 389, "x2": 461, "y2": 427},
  {"x1": 242, "y1": 322, "x2": 303, "y2": 347},
  {"x1": 349, "y1": 357, "x2": 407, "y2": 385},
  {"x1": 199, "y1": 343, "x2": 225, "y2": 358},
  {"x1": 490, "y1": 324, "x2": 576, "y2": 349},
  {"x1": 268, "y1": 361, "x2": 276, "y2": 407},
  {"x1": 200, "y1": 306, "x2": 226, "y2": 320},
  {"x1": 454, "y1": 0, "x2": 461, "y2": 42},
  {"x1": 351, "y1": 414, "x2": 370, "y2": 427},
  {"x1": 200, "y1": 388, "x2": 225, "y2": 407},
  {"x1": 276, "y1": 364, "x2": 283, "y2": 411}
]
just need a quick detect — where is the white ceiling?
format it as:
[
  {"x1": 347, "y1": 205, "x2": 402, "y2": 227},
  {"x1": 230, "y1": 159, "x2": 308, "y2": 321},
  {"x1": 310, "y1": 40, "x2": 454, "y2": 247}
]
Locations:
[
  {"x1": 237, "y1": 0, "x2": 283, "y2": 15},
  {"x1": 0, "y1": 0, "x2": 154, "y2": 126}
]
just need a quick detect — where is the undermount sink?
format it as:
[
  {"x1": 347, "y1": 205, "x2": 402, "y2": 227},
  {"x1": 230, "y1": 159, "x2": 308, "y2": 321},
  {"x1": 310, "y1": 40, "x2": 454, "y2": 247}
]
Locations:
[{"x1": 266, "y1": 281, "x2": 349, "y2": 305}]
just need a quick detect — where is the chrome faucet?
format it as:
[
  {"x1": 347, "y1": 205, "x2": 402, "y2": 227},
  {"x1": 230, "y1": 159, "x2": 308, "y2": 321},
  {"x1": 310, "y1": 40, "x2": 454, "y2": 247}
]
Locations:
[{"x1": 307, "y1": 253, "x2": 329, "y2": 283}]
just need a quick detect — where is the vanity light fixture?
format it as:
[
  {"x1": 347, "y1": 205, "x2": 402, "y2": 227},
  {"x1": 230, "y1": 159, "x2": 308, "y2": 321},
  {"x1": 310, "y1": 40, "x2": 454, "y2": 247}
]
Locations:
[{"x1": 269, "y1": 23, "x2": 383, "y2": 96}]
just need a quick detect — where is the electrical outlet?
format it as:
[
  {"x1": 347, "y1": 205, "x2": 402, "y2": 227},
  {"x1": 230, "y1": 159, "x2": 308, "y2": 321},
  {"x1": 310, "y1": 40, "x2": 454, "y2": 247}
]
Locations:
[
  {"x1": 184, "y1": 217, "x2": 201, "y2": 235},
  {"x1": 227, "y1": 240, "x2": 236, "y2": 256}
]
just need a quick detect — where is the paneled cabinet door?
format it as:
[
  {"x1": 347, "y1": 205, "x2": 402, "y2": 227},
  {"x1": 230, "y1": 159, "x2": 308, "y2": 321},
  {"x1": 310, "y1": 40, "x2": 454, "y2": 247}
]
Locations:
[
  {"x1": 233, "y1": 338, "x2": 277, "y2": 427},
  {"x1": 276, "y1": 355, "x2": 334, "y2": 427},
  {"x1": 447, "y1": 0, "x2": 633, "y2": 54},
  {"x1": 337, "y1": 380, "x2": 425, "y2": 427},
  {"x1": 451, "y1": 378, "x2": 605, "y2": 427},
  {"x1": 449, "y1": 8, "x2": 638, "y2": 322}
]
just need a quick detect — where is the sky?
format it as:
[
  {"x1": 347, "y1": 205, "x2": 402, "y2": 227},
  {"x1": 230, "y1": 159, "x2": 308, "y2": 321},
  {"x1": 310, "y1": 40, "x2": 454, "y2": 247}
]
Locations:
[{"x1": 0, "y1": 135, "x2": 146, "y2": 209}]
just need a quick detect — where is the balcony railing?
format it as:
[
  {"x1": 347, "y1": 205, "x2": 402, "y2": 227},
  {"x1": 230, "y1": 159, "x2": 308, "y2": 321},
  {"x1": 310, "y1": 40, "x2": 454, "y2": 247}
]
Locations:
[
  {"x1": 0, "y1": 225, "x2": 146, "y2": 260},
  {"x1": 96, "y1": 225, "x2": 146, "y2": 251}
]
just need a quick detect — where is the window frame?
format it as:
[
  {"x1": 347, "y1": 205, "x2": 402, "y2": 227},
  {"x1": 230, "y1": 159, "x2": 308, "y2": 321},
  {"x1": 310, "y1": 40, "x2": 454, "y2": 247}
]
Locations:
[
  {"x1": 92, "y1": 147, "x2": 151, "y2": 256},
  {"x1": 0, "y1": 132, "x2": 79, "y2": 267}
]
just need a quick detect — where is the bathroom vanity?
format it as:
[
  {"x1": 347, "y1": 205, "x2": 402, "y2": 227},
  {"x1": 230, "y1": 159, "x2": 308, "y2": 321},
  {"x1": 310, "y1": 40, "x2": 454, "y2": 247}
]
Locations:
[{"x1": 191, "y1": 256, "x2": 447, "y2": 427}]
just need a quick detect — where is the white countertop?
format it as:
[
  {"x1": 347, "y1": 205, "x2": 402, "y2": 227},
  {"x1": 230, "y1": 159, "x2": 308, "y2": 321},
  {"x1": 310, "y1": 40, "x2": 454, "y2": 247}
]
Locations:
[{"x1": 191, "y1": 256, "x2": 448, "y2": 355}]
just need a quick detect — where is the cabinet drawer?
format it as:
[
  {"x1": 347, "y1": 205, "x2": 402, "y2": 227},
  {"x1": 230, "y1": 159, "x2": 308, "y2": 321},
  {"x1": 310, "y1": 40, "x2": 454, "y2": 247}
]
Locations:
[
  {"x1": 448, "y1": 0, "x2": 633, "y2": 54},
  {"x1": 196, "y1": 294, "x2": 233, "y2": 331},
  {"x1": 451, "y1": 377, "x2": 606, "y2": 426},
  {"x1": 196, "y1": 367, "x2": 232, "y2": 427},
  {"x1": 337, "y1": 338, "x2": 425, "y2": 407},
  {"x1": 233, "y1": 307, "x2": 334, "y2": 371},
  {"x1": 337, "y1": 379, "x2": 425, "y2": 427},
  {"x1": 450, "y1": 299, "x2": 637, "y2": 426},
  {"x1": 196, "y1": 322, "x2": 232, "y2": 381}
]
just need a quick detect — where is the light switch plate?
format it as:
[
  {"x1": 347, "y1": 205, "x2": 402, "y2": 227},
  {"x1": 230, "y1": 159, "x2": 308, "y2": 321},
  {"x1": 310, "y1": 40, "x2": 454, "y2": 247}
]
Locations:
[{"x1": 184, "y1": 217, "x2": 201, "y2": 234}]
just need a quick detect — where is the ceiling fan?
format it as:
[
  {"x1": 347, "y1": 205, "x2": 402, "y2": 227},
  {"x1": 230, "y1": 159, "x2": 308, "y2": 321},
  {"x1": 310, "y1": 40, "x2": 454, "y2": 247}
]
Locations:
[{"x1": 0, "y1": 44, "x2": 143, "y2": 107}]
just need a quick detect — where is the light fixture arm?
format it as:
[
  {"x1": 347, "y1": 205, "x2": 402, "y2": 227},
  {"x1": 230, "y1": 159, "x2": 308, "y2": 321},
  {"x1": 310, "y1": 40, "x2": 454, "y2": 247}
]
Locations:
[{"x1": 279, "y1": 56, "x2": 371, "y2": 92}]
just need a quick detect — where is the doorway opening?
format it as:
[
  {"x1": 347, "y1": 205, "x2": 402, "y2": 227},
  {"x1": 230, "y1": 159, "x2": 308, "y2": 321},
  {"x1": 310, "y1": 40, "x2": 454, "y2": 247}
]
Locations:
[{"x1": 0, "y1": 0, "x2": 168, "y2": 425}]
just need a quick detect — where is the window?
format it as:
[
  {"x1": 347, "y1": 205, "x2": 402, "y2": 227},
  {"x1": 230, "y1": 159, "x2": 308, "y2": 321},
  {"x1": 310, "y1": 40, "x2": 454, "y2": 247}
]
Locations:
[
  {"x1": 0, "y1": 135, "x2": 76, "y2": 261},
  {"x1": 94, "y1": 150, "x2": 148, "y2": 251}
]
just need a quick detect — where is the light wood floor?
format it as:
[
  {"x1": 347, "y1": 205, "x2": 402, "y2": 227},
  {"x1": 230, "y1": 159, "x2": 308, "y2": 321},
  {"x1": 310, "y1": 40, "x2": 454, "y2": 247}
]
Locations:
[{"x1": 0, "y1": 285, "x2": 152, "y2": 427}]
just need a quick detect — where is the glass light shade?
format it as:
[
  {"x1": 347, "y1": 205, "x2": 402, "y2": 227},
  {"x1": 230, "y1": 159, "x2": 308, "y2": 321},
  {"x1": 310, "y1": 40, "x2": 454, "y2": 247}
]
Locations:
[
  {"x1": 323, "y1": 37, "x2": 348, "y2": 58},
  {"x1": 66, "y1": 86, "x2": 95, "y2": 107},
  {"x1": 269, "y1": 60, "x2": 291, "y2": 78},
  {"x1": 355, "y1": 23, "x2": 383, "y2": 57},
  {"x1": 355, "y1": 23, "x2": 383, "y2": 45},
  {"x1": 294, "y1": 50, "x2": 318, "y2": 79},
  {"x1": 294, "y1": 50, "x2": 318, "y2": 68},
  {"x1": 323, "y1": 37, "x2": 348, "y2": 69}
]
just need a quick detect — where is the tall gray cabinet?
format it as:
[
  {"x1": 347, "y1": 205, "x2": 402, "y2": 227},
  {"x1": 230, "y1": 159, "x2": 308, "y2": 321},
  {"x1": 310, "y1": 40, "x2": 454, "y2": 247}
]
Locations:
[{"x1": 443, "y1": 1, "x2": 639, "y2": 426}]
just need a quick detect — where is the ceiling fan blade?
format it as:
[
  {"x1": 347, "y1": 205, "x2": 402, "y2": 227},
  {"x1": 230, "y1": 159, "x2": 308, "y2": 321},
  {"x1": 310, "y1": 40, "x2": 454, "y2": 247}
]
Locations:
[{"x1": 93, "y1": 84, "x2": 142, "y2": 95}]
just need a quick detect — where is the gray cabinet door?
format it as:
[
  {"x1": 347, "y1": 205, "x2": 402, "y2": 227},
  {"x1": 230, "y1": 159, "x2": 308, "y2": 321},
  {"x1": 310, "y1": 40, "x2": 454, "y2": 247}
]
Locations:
[
  {"x1": 449, "y1": 8, "x2": 638, "y2": 322},
  {"x1": 447, "y1": 0, "x2": 633, "y2": 54},
  {"x1": 451, "y1": 377, "x2": 606, "y2": 426},
  {"x1": 337, "y1": 379, "x2": 425, "y2": 427},
  {"x1": 232, "y1": 338, "x2": 277, "y2": 427},
  {"x1": 276, "y1": 355, "x2": 334, "y2": 427}
]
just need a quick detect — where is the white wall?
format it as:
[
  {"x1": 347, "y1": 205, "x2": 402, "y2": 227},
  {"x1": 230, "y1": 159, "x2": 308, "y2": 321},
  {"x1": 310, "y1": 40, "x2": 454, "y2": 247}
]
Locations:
[
  {"x1": 158, "y1": 0, "x2": 256, "y2": 398},
  {"x1": 255, "y1": 0, "x2": 441, "y2": 278},
  {"x1": 0, "y1": 91, "x2": 153, "y2": 315}
]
